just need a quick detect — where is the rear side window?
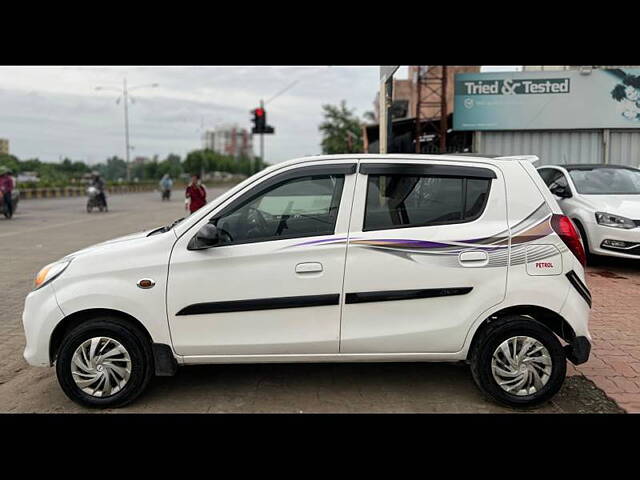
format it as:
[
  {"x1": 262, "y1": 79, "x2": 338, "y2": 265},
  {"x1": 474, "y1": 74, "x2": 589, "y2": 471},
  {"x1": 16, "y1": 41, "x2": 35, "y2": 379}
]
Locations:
[{"x1": 364, "y1": 174, "x2": 492, "y2": 231}]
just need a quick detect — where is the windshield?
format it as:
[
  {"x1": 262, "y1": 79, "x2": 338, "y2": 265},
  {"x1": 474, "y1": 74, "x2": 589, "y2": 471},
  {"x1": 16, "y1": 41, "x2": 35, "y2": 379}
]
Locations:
[{"x1": 568, "y1": 167, "x2": 640, "y2": 195}]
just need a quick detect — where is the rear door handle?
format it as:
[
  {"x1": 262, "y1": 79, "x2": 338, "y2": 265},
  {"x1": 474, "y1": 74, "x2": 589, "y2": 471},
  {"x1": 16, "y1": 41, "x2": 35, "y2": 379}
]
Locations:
[
  {"x1": 296, "y1": 262, "x2": 323, "y2": 274},
  {"x1": 459, "y1": 250, "x2": 488, "y2": 267}
]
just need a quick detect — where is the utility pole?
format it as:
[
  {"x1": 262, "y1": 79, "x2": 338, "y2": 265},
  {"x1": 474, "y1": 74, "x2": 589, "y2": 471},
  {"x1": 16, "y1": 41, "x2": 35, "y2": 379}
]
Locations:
[
  {"x1": 123, "y1": 78, "x2": 131, "y2": 181},
  {"x1": 379, "y1": 66, "x2": 399, "y2": 154},
  {"x1": 440, "y1": 65, "x2": 448, "y2": 153},
  {"x1": 259, "y1": 99, "x2": 264, "y2": 172},
  {"x1": 95, "y1": 79, "x2": 159, "y2": 182},
  {"x1": 251, "y1": 100, "x2": 273, "y2": 173}
]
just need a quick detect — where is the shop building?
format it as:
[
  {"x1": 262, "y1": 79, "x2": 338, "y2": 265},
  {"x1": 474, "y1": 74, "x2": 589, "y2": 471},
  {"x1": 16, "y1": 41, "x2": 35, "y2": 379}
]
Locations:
[{"x1": 455, "y1": 67, "x2": 640, "y2": 167}]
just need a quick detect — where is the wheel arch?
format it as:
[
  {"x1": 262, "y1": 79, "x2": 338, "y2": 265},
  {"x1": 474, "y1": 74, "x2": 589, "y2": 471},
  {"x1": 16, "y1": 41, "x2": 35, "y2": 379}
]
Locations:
[
  {"x1": 467, "y1": 304, "x2": 576, "y2": 361},
  {"x1": 49, "y1": 308, "x2": 153, "y2": 364}
]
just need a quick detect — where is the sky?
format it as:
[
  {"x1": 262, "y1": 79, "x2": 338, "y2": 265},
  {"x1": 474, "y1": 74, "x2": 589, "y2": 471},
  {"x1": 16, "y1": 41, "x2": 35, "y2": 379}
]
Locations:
[{"x1": 0, "y1": 65, "x2": 521, "y2": 166}]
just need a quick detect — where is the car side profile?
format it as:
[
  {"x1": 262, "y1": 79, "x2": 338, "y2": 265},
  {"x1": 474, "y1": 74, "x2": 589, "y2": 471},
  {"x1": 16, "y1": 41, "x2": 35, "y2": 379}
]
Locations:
[
  {"x1": 537, "y1": 164, "x2": 640, "y2": 261},
  {"x1": 22, "y1": 154, "x2": 592, "y2": 408}
]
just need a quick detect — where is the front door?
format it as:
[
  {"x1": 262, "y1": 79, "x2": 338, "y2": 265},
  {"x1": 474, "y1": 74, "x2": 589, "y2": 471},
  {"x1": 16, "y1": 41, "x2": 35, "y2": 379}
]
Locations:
[
  {"x1": 340, "y1": 160, "x2": 508, "y2": 353},
  {"x1": 167, "y1": 163, "x2": 356, "y2": 356}
]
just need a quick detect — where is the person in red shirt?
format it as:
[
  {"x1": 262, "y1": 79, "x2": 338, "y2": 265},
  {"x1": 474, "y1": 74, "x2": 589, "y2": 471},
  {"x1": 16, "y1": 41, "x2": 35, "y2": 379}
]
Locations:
[
  {"x1": 0, "y1": 166, "x2": 15, "y2": 218},
  {"x1": 185, "y1": 174, "x2": 207, "y2": 214}
]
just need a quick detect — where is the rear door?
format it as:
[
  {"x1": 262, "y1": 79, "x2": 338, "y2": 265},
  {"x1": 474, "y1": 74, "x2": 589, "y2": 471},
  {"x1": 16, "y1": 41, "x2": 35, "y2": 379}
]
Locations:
[{"x1": 340, "y1": 160, "x2": 508, "y2": 353}]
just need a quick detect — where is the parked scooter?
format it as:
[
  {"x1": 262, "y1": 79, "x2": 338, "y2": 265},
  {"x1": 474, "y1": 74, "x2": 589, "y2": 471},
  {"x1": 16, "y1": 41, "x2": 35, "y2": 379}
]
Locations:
[
  {"x1": 86, "y1": 186, "x2": 107, "y2": 213},
  {"x1": 0, "y1": 189, "x2": 19, "y2": 219}
]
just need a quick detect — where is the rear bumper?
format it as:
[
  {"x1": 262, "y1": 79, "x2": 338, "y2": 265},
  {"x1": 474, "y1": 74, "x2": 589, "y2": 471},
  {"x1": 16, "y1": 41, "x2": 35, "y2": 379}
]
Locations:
[{"x1": 565, "y1": 336, "x2": 591, "y2": 365}]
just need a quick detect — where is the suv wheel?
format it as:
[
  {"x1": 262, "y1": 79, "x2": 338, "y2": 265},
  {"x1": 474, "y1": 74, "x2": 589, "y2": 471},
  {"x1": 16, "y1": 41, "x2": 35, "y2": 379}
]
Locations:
[
  {"x1": 55, "y1": 317, "x2": 153, "y2": 408},
  {"x1": 470, "y1": 316, "x2": 566, "y2": 408}
]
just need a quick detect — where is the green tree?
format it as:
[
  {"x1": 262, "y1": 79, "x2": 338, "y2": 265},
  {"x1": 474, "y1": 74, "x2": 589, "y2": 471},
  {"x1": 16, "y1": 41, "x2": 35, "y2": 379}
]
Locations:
[
  {"x1": 158, "y1": 153, "x2": 183, "y2": 179},
  {"x1": 319, "y1": 100, "x2": 364, "y2": 154},
  {"x1": 0, "y1": 154, "x2": 20, "y2": 174}
]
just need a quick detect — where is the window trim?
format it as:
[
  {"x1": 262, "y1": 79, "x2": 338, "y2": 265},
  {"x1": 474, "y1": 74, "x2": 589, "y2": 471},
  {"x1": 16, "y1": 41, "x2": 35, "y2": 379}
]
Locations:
[
  {"x1": 362, "y1": 172, "x2": 493, "y2": 232},
  {"x1": 206, "y1": 164, "x2": 354, "y2": 247},
  {"x1": 359, "y1": 162, "x2": 497, "y2": 179}
]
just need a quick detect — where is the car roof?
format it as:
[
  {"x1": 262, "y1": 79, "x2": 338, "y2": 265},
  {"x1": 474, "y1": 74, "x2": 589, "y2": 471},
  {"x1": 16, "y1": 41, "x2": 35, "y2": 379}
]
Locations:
[{"x1": 268, "y1": 153, "x2": 537, "y2": 172}]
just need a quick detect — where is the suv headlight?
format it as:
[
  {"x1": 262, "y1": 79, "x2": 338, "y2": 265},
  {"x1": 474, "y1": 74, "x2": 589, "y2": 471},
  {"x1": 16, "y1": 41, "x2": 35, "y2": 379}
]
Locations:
[
  {"x1": 34, "y1": 259, "x2": 72, "y2": 290},
  {"x1": 595, "y1": 212, "x2": 637, "y2": 229}
]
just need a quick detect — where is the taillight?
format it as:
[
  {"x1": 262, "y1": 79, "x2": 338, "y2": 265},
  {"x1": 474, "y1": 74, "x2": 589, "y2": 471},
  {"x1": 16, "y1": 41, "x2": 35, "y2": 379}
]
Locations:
[{"x1": 550, "y1": 214, "x2": 586, "y2": 267}]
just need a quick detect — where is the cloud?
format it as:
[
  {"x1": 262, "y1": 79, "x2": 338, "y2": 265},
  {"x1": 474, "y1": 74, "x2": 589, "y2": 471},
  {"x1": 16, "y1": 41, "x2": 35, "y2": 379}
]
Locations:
[{"x1": 0, "y1": 66, "x2": 380, "y2": 165}]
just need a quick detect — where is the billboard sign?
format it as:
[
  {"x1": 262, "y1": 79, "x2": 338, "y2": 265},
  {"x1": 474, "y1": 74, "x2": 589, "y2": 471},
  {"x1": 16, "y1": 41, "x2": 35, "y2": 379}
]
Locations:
[{"x1": 454, "y1": 68, "x2": 640, "y2": 131}]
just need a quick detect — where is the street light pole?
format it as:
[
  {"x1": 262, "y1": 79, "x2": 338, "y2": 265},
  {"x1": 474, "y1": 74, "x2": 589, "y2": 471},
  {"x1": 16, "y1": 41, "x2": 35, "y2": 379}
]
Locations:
[
  {"x1": 95, "y1": 79, "x2": 158, "y2": 182},
  {"x1": 123, "y1": 78, "x2": 131, "y2": 181}
]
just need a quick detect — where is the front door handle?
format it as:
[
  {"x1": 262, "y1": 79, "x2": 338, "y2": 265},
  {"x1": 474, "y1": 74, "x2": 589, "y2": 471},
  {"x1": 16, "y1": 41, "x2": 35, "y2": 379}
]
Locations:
[
  {"x1": 459, "y1": 250, "x2": 489, "y2": 267},
  {"x1": 296, "y1": 262, "x2": 323, "y2": 274}
]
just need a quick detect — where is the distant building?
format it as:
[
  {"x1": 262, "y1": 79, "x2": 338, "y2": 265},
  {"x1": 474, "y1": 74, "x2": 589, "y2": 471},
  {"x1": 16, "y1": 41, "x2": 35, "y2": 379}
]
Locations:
[
  {"x1": 0, "y1": 138, "x2": 8, "y2": 155},
  {"x1": 523, "y1": 65, "x2": 640, "y2": 73},
  {"x1": 133, "y1": 156, "x2": 149, "y2": 165},
  {"x1": 365, "y1": 66, "x2": 480, "y2": 153},
  {"x1": 371, "y1": 66, "x2": 481, "y2": 122},
  {"x1": 203, "y1": 125, "x2": 254, "y2": 159},
  {"x1": 17, "y1": 171, "x2": 39, "y2": 183}
]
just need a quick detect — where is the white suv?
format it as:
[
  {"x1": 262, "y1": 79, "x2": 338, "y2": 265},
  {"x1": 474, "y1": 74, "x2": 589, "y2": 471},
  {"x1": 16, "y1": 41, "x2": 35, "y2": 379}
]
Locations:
[{"x1": 22, "y1": 154, "x2": 592, "y2": 409}]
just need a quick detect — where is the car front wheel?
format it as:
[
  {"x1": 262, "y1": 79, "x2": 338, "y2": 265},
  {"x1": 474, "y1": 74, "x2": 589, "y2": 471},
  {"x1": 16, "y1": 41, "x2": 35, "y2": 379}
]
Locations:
[
  {"x1": 55, "y1": 317, "x2": 153, "y2": 408},
  {"x1": 470, "y1": 316, "x2": 566, "y2": 408}
]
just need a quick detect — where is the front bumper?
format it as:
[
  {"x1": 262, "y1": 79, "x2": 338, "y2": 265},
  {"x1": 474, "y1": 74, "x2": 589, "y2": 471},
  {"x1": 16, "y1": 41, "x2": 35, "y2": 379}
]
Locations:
[
  {"x1": 586, "y1": 222, "x2": 640, "y2": 258},
  {"x1": 22, "y1": 284, "x2": 65, "y2": 367}
]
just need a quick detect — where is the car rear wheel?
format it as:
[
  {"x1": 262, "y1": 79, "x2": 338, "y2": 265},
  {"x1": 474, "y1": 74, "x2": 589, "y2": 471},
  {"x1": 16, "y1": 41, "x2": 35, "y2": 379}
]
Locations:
[
  {"x1": 55, "y1": 317, "x2": 153, "y2": 408},
  {"x1": 470, "y1": 316, "x2": 566, "y2": 408}
]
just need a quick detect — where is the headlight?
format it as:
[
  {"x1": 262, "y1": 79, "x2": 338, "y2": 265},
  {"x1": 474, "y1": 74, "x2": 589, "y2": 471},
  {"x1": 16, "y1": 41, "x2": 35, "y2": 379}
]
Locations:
[
  {"x1": 34, "y1": 259, "x2": 71, "y2": 290},
  {"x1": 595, "y1": 212, "x2": 637, "y2": 229}
]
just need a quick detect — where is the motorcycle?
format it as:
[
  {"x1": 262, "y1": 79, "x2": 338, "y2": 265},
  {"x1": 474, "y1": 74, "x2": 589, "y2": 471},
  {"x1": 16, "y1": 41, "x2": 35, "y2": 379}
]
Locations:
[
  {"x1": 0, "y1": 189, "x2": 20, "y2": 219},
  {"x1": 86, "y1": 186, "x2": 107, "y2": 213},
  {"x1": 161, "y1": 188, "x2": 171, "y2": 201}
]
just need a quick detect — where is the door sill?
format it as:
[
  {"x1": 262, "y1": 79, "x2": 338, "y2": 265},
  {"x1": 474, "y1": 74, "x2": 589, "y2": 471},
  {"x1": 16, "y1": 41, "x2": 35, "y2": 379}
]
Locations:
[{"x1": 180, "y1": 352, "x2": 465, "y2": 365}]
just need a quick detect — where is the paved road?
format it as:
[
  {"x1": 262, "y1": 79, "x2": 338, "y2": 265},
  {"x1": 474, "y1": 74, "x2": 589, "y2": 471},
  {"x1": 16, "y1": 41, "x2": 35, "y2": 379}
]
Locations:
[{"x1": 0, "y1": 191, "x2": 622, "y2": 413}]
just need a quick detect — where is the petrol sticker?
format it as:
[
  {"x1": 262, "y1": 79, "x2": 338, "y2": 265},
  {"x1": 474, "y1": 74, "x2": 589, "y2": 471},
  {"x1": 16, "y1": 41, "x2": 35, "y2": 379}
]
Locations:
[{"x1": 525, "y1": 245, "x2": 562, "y2": 276}]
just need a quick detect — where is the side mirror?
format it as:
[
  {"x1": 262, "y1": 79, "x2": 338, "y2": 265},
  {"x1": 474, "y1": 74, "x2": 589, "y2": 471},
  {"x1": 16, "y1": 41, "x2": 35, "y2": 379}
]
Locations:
[
  {"x1": 550, "y1": 185, "x2": 572, "y2": 198},
  {"x1": 187, "y1": 223, "x2": 219, "y2": 250}
]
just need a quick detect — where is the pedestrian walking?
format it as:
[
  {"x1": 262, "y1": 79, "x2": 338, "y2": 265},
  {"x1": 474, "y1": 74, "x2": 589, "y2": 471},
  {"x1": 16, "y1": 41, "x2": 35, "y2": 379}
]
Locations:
[
  {"x1": 0, "y1": 166, "x2": 15, "y2": 218},
  {"x1": 185, "y1": 173, "x2": 207, "y2": 214}
]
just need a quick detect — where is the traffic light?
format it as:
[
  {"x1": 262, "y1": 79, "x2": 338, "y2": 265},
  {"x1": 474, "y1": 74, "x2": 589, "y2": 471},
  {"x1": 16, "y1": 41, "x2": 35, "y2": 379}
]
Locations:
[
  {"x1": 253, "y1": 107, "x2": 266, "y2": 132},
  {"x1": 251, "y1": 106, "x2": 275, "y2": 135}
]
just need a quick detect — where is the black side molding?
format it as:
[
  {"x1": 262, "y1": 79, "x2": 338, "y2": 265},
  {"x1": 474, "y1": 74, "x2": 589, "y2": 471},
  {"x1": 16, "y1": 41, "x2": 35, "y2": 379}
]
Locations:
[
  {"x1": 152, "y1": 344, "x2": 178, "y2": 376},
  {"x1": 177, "y1": 293, "x2": 340, "y2": 316},
  {"x1": 345, "y1": 287, "x2": 473, "y2": 305},
  {"x1": 359, "y1": 163, "x2": 497, "y2": 179},
  {"x1": 566, "y1": 270, "x2": 592, "y2": 308}
]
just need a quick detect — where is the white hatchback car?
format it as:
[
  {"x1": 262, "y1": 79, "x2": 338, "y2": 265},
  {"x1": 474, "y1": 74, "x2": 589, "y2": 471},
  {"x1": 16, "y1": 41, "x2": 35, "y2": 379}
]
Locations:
[
  {"x1": 537, "y1": 164, "x2": 640, "y2": 261},
  {"x1": 23, "y1": 154, "x2": 592, "y2": 409}
]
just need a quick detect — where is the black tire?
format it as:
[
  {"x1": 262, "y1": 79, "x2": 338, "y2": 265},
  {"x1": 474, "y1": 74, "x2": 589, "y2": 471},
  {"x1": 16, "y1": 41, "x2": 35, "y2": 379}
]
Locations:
[
  {"x1": 469, "y1": 316, "x2": 566, "y2": 408},
  {"x1": 573, "y1": 219, "x2": 596, "y2": 265},
  {"x1": 55, "y1": 317, "x2": 154, "y2": 408}
]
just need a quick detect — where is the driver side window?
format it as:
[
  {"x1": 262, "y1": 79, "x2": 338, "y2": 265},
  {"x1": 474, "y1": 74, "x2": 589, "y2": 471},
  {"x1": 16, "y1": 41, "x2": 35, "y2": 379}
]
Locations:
[{"x1": 213, "y1": 174, "x2": 345, "y2": 246}]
